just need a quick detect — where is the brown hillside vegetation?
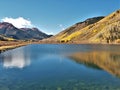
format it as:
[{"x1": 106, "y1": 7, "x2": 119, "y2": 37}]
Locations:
[{"x1": 51, "y1": 9, "x2": 120, "y2": 44}]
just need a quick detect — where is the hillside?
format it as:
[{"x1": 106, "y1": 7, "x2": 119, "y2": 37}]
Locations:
[
  {"x1": 0, "y1": 22, "x2": 51, "y2": 40},
  {"x1": 52, "y1": 9, "x2": 120, "y2": 44},
  {"x1": 54, "y1": 16, "x2": 104, "y2": 39}
]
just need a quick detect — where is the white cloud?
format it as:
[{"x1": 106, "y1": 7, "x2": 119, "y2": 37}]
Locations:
[
  {"x1": 1, "y1": 17, "x2": 34, "y2": 28},
  {"x1": 59, "y1": 24, "x2": 65, "y2": 30}
]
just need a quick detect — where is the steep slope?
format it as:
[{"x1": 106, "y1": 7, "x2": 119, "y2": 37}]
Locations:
[
  {"x1": 52, "y1": 16, "x2": 104, "y2": 41},
  {"x1": 0, "y1": 22, "x2": 51, "y2": 40},
  {"x1": 53, "y1": 9, "x2": 120, "y2": 43},
  {"x1": 72, "y1": 9, "x2": 120, "y2": 43}
]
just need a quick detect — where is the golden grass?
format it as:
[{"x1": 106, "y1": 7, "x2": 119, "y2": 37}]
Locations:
[{"x1": 115, "y1": 39, "x2": 120, "y2": 43}]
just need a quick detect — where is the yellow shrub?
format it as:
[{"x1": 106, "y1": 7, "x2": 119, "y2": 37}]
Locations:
[
  {"x1": 115, "y1": 39, "x2": 120, "y2": 43},
  {"x1": 62, "y1": 31, "x2": 82, "y2": 41}
]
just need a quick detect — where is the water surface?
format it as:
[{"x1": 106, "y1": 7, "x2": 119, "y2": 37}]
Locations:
[{"x1": 0, "y1": 44, "x2": 120, "y2": 90}]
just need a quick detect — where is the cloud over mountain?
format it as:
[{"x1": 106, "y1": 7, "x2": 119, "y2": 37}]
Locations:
[{"x1": 1, "y1": 17, "x2": 34, "y2": 28}]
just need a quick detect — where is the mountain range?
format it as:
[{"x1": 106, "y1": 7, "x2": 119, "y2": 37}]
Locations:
[
  {"x1": 0, "y1": 22, "x2": 51, "y2": 40},
  {"x1": 0, "y1": 9, "x2": 120, "y2": 44},
  {"x1": 50, "y1": 9, "x2": 120, "y2": 44}
]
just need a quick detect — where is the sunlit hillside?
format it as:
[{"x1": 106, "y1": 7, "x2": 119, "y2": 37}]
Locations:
[
  {"x1": 52, "y1": 9, "x2": 120, "y2": 44},
  {"x1": 54, "y1": 17, "x2": 104, "y2": 41}
]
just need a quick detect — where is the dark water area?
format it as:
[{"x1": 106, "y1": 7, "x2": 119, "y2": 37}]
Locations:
[{"x1": 0, "y1": 44, "x2": 120, "y2": 90}]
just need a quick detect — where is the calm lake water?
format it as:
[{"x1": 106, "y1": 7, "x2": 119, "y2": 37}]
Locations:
[{"x1": 0, "y1": 44, "x2": 120, "y2": 90}]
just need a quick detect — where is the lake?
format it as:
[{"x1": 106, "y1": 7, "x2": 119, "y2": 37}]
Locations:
[{"x1": 0, "y1": 44, "x2": 120, "y2": 90}]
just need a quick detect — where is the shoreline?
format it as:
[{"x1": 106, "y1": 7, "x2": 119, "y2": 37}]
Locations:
[
  {"x1": 0, "y1": 44, "x2": 26, "y2": 53},
  {"x1": 32, "y1": 40, "x2": 120, "y2": 45},
  {"x1": 0, "y1": 40, "x2": 120, "y2": 53},
  {"x1": 0, "y1": 41, "x2": 31, "y2": 53}
]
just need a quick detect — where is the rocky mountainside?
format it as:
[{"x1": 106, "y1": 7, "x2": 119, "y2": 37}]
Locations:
[
  {"x1": 52, "y1": 9, "x2": 120, "y2": 44},
  {"x1": 0, "y1": 22, "x2": 51, "y2": 40}
]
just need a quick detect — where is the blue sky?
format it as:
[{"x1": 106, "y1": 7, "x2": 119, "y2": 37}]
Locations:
[{"x1": 0, "y1": 0, "x2": 119, "y2": 34}]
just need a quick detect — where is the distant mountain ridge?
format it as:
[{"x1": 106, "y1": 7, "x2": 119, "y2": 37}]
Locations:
[
  {"x1": 0, "y1": 22, "x2": 51, "y2": 40},
  {"x1": 51, "y1": 9, "x2": 120, "y2": 43},
  {"x1": 20, "y1": 28, "x2": 51, "y2": 39}
]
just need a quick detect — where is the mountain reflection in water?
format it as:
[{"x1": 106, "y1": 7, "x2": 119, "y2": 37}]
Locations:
[
  {"x1": 1, "y1": 48, "x2": 30, "y2": 69},
  {"x1": 69, "y1": 51, "x2": 120, "y2": 78}
]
